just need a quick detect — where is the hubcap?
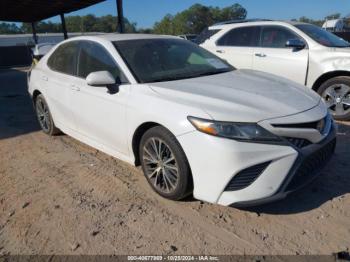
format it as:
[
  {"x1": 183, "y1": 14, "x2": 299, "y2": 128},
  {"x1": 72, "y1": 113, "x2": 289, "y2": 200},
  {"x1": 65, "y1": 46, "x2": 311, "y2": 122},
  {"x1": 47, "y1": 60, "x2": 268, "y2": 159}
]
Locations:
[
  {"x1": 322, "y1": 84, "x2": 350, "y2": 117},
  {"x1": 36, "y1": 98, "x2": 50, "y2": 132},
  {"x1": 142, "y1": 138, "x2": 179, "y2": 193}
]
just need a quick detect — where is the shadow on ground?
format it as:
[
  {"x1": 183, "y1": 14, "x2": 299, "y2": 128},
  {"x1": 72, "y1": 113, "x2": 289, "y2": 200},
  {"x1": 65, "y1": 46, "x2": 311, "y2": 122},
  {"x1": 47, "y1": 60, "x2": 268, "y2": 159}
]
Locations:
[
  {"x1": 240, "y1": 122, "x2": 350, "y2": 215},
  {"x1": 0, "y1": 68, "x2": 40, "y2": 139}
]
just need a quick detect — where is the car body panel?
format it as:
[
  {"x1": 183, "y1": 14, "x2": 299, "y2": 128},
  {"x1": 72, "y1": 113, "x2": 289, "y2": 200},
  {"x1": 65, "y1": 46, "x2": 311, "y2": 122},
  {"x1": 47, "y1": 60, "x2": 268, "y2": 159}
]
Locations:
[{"x1": 201, "y1": 21, "x2": 350, "y2": 89}]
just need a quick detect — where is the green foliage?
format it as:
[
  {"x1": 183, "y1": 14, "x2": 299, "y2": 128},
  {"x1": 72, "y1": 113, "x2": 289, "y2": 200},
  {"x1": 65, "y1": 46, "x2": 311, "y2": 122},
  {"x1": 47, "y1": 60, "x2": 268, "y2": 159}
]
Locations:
[
  {"x1": 298, "y1": 16, "x2": 324, "y2": 26},
  {"x1": 325, "y1": 13, "x2": 341, "y2": 20},
  {"x1": 153, "y1": 3, "x2": 247, "y2": 35},
  {"x1": 19, "y1": 14, "x2": 137, "y2": 34},
  {"x1": 0, "y1": 22, "x2": 22, "y2": 34}
]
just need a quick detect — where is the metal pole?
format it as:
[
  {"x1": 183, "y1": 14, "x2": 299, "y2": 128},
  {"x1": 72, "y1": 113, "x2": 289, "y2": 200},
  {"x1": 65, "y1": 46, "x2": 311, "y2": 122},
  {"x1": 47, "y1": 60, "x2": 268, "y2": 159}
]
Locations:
[
  {"x1": 116, "y1": 0, "x2": 124, "y2": 33},
  {"x1": 31, "y1": 22, "x2": 38, "y2": 44},
  {"x1": 60, "y1": 13, "x2": 68, "y2": 39}
]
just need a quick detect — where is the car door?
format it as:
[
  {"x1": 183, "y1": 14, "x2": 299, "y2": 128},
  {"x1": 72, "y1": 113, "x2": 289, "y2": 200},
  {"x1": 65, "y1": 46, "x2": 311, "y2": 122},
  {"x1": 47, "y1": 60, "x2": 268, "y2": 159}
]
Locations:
[
  {"x1": 214, "y1": 26, "x2": 260, "y2": 69},
  {"x1": 253, "y1": 25, "x2": 309, "y2": 85},
  {"x1": 69, "y1": 40, "x2": 129, "y2": 155},
  {"x1": 44, "y1": 41, "x2": 79, "y2": 130}
]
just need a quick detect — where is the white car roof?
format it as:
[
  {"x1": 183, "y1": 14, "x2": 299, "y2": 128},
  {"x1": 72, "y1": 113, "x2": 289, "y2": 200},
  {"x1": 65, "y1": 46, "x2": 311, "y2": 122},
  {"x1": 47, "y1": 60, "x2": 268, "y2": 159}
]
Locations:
[
  {"x1": 73, "y1": 33, "x2": 180, "y2": 42},
  {"x1": 208, "y1": 20, "x2": 306, "y2": 30}
]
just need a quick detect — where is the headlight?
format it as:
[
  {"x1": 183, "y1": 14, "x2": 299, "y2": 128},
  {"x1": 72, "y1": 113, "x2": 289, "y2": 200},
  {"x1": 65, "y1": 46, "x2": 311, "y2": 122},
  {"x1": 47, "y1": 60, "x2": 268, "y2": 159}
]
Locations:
[{"x1": 188, "y1": 116, "x2": 281, "y2": 142}]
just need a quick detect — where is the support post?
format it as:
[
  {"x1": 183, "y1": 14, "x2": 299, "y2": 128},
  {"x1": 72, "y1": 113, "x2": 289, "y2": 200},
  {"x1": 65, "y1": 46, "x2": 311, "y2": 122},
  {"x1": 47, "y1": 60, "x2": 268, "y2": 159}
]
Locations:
[
  {"x1": 60, "y1": 13, "x2": 68, "y2": 39},
  {"x1": 31, "y1": 22, "x2": 38, "y2": 44},
  {"x1": 116, "y1": 0, "x2": 124, "y2": 33}
]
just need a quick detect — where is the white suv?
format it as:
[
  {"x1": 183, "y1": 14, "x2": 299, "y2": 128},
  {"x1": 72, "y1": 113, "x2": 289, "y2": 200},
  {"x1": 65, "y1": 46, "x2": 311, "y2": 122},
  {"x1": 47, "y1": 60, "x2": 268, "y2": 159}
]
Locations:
[{"x1": 200, "y1": 19, "x2": 350, "y2": 120}]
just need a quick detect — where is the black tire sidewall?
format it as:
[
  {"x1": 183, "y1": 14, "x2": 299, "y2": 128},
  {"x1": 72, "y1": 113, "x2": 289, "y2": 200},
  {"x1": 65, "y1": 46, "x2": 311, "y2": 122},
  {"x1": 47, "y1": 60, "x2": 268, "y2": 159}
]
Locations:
[
  {"x1": 139, "y1": 126, "x2": 192, "y2": 200},
  {"x1": 317, "y1": 76, "x2": 350, "y2": 121},
  {"x1": 35, "y1": 94, "x2": 57, "y2": 136}
]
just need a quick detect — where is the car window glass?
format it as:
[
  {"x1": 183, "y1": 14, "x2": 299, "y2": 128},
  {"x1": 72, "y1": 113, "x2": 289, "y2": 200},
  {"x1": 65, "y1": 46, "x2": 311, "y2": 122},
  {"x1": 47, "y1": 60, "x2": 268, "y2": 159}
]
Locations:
[
  {"x1": 77, "y1": 41, "x2": 126, "y2": 82},
  {"x1": 217, "y1": 26, "x2": 260, "y2": 47},
  {"x1": 114, "y1": 39, "x2": 233, "y2": 83},
  {"x1": 47, "y1": 41, "x2": 78, "y2": 75},
  {"x1": 261, "y1": 26, "x2": 301, "y2": 48}
]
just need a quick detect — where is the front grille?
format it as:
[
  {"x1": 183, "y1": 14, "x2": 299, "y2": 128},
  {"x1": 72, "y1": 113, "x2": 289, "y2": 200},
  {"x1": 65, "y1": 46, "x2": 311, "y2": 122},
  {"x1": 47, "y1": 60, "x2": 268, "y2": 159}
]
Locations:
[
  {"x1": 285, "y1": 139, "x2": 336, "y2": 192},
  {"x1": 272, "y1": 119, "x2": 322, "y2": 129},
  {"x1": 285, "y1": 137, "x2": 311, "y2": 148},
  {"x1": 225, "y1": 161, "x2": 271, "y2": 191}
]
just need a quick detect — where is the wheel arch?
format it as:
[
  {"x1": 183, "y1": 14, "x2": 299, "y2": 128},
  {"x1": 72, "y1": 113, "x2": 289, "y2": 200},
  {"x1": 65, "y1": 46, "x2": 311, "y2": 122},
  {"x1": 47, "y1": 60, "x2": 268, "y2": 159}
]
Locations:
[
  {"x1": 312, "y1": 71, "x2": 350, "y2": 91},
  {"x1": 132, "y1": 122, "x2": 162, "y2": 166},
  {"x1": 32, "y1": 90, "x2": 42, "y2": 103}
]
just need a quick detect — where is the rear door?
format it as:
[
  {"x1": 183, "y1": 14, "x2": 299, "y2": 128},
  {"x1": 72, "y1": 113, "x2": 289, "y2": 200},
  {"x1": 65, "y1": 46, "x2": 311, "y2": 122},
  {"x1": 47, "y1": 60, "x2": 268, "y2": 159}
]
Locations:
[
  {"x1": 44, "y1": 41, "x2": 79, "y2": 130},
  {"x1": 214, "y1": 26, "x2": 260, "y2": 69},
  {"x1": 253, "y1": 25, "x2": 309, "y2": 85}
]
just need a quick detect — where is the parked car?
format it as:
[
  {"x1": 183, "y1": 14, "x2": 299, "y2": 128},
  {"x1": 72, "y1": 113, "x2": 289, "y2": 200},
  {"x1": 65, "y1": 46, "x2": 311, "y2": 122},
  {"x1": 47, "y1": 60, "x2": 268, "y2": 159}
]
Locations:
[
  {"x1": 31, "y1": 43, "x2": 56, "y2": 62},
  {"x1": 28, "y1": 34, "x2": 336, "y2": 206},
  {"x1": 178, "y1": 34, "x2": 198, "y2": 42},
  {"x1": 199, "y1": 19, "x2": 350, "y2": 120}
]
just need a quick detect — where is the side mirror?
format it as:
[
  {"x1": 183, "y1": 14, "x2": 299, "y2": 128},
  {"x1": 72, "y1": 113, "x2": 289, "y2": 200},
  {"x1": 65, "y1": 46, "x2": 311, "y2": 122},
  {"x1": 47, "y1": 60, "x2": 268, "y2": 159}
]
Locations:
[
  {"x1": 286, "y1": 39, "x2": 306, "y2": 49},
  {"x1": 86, "y1": 71, "x2": 120, "y2": 94}
]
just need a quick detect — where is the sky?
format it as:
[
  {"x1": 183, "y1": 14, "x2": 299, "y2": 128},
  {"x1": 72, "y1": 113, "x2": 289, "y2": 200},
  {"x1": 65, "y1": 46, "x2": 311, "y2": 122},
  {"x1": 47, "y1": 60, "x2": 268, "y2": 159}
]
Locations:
[{"x1": 34, "y1": 0, "x2": 350, "y2": 28}]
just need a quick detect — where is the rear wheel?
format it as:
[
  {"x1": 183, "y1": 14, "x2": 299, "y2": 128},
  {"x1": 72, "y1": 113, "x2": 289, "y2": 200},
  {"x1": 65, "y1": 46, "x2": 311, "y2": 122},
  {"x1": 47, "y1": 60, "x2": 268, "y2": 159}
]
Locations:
[
  {"x1": 317, "y1": 76, "x2": 350, "y2": 120},
  {"x1": 139, "y1": 126, "x2": 192, "y2": 200},
  {"x1": 35, "y1": 94, "x2": 60, "y2": 136}
]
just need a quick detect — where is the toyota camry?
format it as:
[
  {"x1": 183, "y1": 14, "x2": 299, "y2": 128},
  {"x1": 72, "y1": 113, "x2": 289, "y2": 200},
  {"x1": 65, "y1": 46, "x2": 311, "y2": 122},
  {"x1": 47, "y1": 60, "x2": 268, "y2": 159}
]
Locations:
[{"x1": 28, "y1": 34, "x2": 336, "y2": 206}]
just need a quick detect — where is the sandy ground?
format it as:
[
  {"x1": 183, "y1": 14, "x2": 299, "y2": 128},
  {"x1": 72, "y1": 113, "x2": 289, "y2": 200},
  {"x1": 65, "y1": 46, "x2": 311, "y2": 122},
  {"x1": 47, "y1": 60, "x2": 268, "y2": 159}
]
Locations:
[{"x1": 0, "y1": 68, "x2": 349, "y2": 255}]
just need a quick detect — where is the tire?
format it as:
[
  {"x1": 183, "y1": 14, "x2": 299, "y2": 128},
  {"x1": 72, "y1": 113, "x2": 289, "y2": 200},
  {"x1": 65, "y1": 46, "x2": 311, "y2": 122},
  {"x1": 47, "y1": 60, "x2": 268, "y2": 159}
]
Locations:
[
  {"x1": 139, "y1": 126, "x2": 193, "y2": 200},
  {"x1": 317, "y1": 76, "x2": 350, "y2": 121},
  {"x1": 34, "y1": 94, "x2": 60, "y2": 136}
]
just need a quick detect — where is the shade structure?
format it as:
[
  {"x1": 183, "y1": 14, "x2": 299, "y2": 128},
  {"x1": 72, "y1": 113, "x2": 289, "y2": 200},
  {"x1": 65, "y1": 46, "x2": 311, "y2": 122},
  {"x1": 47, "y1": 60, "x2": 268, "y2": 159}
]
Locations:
[{"x1": 0, "y1": 0, "x2": 106, "y2": 23}]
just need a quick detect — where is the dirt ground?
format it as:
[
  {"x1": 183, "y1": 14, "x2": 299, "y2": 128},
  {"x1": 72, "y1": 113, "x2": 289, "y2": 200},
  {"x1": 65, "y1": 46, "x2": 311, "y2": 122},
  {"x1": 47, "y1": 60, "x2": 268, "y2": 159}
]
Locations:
[{"x1": 0, "y1": 68, "x2": 349, "y2": 255}]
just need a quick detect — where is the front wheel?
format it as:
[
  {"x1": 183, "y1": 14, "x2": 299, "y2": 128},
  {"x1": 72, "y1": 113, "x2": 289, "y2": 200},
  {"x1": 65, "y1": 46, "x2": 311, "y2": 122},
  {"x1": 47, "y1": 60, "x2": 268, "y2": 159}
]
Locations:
[
  {"x1": 139, "y1": 126, "x2": 193, "y2": 200},
  {"x1": 318, "y1": 76, "x2": 350, "y2": 120}
]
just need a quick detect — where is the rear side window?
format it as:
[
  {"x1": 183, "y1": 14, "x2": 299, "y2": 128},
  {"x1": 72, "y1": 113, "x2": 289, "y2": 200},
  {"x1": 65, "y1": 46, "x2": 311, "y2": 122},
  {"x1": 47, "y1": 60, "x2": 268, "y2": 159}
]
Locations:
[
  {"x1": 261, "y1": 26, "x2": 302, "y2": 48},
  {"x1": 77, "y1": 41, "x2": 126, "y2": 81},
  {"x1": 195, "y1": 28, "x2": 220, "y2": 44},
  {"x1": 47, "y1": 41, "x2": 78, "y2": 75},
  {"x1": 217, "y1": 26, "x2": 260, "y2": 47}
]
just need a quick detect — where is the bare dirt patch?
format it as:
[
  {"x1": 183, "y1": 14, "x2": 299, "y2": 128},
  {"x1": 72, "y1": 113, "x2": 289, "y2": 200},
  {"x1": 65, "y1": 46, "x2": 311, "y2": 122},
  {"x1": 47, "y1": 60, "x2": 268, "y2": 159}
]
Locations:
[{"x1": 0, "y1": 69, "x2": 349, "y2": 255}]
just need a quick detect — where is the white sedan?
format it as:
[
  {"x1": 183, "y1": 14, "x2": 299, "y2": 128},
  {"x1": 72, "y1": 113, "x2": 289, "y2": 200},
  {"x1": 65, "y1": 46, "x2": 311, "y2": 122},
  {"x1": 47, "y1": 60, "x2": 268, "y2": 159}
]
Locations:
[{"x1": 28, "y1": 34, "x2": 336, "y2": 206}]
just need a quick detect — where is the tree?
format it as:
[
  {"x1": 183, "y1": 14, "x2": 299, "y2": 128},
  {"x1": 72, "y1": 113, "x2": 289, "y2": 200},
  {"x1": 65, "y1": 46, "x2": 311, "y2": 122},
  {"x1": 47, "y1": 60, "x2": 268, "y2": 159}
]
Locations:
[
  {"x1": 18, "y1": 14, "x2": 137, "y2": 34},
  {"x1": 325, "y1": 13, "x2": 341, "y2": 20},
  {"x1": 298, "y1": 16, "x2": 323, "y2": 26},
  {"x1": 153, "y1": 3, "x2": 247, "y2": 35},
  {"x1": 0, "y1": 22, "x2": 22, "y2": 34}
]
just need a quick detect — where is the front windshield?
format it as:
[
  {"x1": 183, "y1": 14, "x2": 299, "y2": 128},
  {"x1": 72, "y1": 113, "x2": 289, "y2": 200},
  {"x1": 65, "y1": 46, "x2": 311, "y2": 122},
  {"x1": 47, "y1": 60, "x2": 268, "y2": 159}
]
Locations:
[
  {"x1": 113, "y1": 38, "x2": 234, "y2": 83},
  {"x1": 295, "y1": 24, "x2": 350, "y2": 47}
]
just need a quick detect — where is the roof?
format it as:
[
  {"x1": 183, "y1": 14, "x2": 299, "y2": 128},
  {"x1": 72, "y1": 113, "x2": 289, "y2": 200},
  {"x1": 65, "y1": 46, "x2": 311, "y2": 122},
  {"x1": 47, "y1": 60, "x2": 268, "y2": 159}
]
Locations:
[
  {"x1": 77, "y1": 33, "x2": 180, "y2": 42},
  {"x1": 213, "y1": 19, "x2": 273, "y2": 26},
  {"x1": 209, "y1": 19, "x2": 307, "y2": 29},
  {"x1": 0, "y1": 0, "x2": 105, "y2": 22}
]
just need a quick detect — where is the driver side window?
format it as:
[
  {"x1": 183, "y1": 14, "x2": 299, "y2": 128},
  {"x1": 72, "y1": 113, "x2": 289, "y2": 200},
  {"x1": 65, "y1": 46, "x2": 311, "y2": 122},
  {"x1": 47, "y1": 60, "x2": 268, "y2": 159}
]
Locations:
[
  {"x1": 261, "y1": 26, "x2": 302, "y2": 48},
  {"x1": 77, "y1": 41, "x2": 127, "y2": 82}
]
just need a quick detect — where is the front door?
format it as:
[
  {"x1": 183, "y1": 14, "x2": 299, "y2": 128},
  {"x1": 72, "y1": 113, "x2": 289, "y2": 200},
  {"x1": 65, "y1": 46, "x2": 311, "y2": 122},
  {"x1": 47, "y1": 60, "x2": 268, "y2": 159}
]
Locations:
[
  {"x1": 70, "y1": 40, "x2": 129, "y2": 155},
  {"x1": 253, "y1": 25, "x2": 309, "y2": 85}
]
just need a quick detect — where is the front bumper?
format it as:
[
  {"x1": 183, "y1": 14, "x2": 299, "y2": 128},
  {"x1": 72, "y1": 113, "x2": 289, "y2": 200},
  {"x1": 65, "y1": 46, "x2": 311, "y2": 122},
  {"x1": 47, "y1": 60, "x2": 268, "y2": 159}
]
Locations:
[
  {"x1": 177, "y1": 119, "x2": 336, "y2": 206},
  {"x1": 233, "y1": 124, "x2": 336, "y2": 207}
]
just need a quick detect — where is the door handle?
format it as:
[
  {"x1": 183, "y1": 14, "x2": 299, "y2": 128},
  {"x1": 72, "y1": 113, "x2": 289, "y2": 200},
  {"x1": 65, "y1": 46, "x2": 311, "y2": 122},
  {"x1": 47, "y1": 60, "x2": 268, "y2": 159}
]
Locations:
[
  {"x1": 255, "y1": 53, "x2": 267, "y2": 58},
  {"x1": 216, "y1": 50, "x2": 225, "y2": 54},
  {"x1": 41, "y1": 75, "x2": 48, "y2": 81},
  {"x1": 70, "y1": 84, "x2": 80, "y2": 91}
]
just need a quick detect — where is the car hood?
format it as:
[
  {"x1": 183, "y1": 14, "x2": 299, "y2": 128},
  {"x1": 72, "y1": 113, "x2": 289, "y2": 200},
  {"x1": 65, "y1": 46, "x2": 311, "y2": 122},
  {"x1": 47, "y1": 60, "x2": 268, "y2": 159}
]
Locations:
[{"x1": 148, "y1": 69, "x2": 321, "y2": 122}]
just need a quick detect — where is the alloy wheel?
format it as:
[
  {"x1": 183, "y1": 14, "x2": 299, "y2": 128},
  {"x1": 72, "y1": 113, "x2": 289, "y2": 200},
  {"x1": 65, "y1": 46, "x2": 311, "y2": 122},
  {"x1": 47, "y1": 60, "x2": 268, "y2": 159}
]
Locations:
[
  {"x1": 322, "y1": 83, "x2": 350, "y2": 117},
  {"x1": 142, "y1": 137, "x2": 179, "y2": 194},
  {"x1": 36, "y1": 97, "x2": 51, "y2": 132}
]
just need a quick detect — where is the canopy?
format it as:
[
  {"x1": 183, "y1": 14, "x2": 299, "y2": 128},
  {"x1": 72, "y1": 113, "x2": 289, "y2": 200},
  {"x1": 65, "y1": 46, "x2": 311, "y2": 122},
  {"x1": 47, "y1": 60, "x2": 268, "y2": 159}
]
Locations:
[{"x1": 0, "y1": 0, "x2": 105, "y2": 22}]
